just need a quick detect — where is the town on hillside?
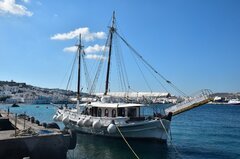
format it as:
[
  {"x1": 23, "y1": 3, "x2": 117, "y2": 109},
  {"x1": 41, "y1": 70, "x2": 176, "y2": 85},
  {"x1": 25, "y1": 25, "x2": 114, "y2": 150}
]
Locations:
[
  {"x1": 0, "y1": 80, "x2": 178, "y2": 104},
  {"x1": 0, "y1": 80, "x2": 239, "y2": 105},
  {"x1": 0, "y1": 80, "x2": 77, "y2": 104}
]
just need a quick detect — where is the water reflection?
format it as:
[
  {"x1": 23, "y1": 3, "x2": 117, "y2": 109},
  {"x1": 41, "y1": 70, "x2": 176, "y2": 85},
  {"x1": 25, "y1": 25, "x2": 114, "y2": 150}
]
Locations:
[{"x1": 67, "y1": 133, "x2": 177, "y2": 159}]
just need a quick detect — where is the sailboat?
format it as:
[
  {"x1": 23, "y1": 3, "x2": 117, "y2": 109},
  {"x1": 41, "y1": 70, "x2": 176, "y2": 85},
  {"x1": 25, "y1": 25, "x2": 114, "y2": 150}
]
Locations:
[{"x1": 53, "y1": 12, "x2": 211, "y2": 142}]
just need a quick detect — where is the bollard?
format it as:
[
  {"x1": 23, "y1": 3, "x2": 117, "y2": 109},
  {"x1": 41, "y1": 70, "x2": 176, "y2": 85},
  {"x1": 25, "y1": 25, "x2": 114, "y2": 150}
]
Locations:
[
  {"x1": 23, "y1": 112, "x2": 26, "y2": 129},
  {"x1": 30, "y1": 117, "x2": 35, "y2": 123},
  {"x1": 42, "y1": 122, "x2": 47, "y2": 128},
  {"x1": 35, "y1": 120, "x2": 40, "y2": 125},
  {"x1": 15, "y1": 113, "x2": 17, "y2": 137},
  {"x1": 7, "y1": 107, "x2": 9, "y2": 117}
]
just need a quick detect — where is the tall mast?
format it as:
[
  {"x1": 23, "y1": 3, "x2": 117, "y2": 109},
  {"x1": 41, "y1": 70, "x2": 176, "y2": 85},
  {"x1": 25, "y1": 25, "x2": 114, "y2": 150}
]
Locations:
[
  {"x1": 77, "y1": 34, "x2": 83, "y2": 100},
  {"x1": 104, "y1": 11, "x2": 116, "y2": 95}
]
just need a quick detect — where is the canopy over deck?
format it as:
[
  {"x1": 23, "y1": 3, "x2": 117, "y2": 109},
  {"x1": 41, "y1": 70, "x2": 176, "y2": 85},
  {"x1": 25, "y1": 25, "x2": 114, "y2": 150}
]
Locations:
[{"x1": 82, "y1": 102, "x2": 145, "y2": 108}]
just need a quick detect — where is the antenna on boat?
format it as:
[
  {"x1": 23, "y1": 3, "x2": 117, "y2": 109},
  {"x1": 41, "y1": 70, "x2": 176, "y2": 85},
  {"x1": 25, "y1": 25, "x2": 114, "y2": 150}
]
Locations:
[{"x1": 104, "y1": 11, "x2": 116, "y2": 95}]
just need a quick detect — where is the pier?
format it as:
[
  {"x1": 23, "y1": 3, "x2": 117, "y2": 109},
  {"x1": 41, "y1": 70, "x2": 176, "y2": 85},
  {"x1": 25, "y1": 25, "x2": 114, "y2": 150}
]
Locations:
[{"x1": 0, "y1": 109, "x2": 76, "y2": 159}]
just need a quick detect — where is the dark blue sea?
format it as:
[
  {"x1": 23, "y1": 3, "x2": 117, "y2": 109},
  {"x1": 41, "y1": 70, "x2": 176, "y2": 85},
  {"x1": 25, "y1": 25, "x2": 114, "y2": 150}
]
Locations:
[{"x1": 1, "y1": 104, "x2": 240, "y2": 159}]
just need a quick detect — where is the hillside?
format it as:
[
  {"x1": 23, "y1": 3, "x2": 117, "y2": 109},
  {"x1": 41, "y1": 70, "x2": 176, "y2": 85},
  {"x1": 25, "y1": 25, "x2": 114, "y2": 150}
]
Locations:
[{"x1": 0, "y1": 80, "x2": 78, "y2": 104}]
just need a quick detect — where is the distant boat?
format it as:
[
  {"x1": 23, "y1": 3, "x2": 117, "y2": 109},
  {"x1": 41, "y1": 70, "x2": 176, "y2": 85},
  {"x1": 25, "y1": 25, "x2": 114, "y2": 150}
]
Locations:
[
  {"x1": 213, "y1": 96, "x2": 226, "y2": 102},
  {"x1": 11, "y1": 103, "x2": 19, "y2": 107},
  {"x1": 227, "y1": 99, "x2": 240, "y2": 105}
]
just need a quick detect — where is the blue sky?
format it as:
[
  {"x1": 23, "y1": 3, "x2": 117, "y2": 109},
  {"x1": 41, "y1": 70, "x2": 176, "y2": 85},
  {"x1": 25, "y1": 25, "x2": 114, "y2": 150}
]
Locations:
[{"x1": 0, "y1": 0, "x2": 240, "y2": 95}]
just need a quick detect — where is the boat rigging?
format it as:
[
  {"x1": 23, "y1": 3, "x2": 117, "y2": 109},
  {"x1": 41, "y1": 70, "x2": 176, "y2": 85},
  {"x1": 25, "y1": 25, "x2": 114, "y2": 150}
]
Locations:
[{"x1": 53, "y1": 12, "x2": 212, "y2": 143}]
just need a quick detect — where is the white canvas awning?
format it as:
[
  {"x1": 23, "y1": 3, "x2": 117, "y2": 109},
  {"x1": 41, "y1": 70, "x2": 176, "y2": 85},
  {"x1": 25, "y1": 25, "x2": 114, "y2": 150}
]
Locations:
[
  {"x1": 82, "y1": 102, "x2": 145, "y2": 108},
  {"x1": 94, "y1": 92, "x2": 170, "y2": 98}
]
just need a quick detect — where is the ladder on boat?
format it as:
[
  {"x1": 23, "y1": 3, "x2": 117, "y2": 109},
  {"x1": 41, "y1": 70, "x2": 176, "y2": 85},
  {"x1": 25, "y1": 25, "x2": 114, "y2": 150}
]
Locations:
[{"x1": 165, "y1": 89, "x2": 213, "y2": 116}]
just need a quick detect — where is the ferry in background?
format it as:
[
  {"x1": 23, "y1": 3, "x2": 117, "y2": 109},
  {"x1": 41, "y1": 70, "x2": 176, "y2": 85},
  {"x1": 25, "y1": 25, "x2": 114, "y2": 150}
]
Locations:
[
  {"x1": 227, "y1": 99, "x2": 240, "y2": 105},
  {"x1": 213, "y1": 96, "x2": 226, "y2": 103}
]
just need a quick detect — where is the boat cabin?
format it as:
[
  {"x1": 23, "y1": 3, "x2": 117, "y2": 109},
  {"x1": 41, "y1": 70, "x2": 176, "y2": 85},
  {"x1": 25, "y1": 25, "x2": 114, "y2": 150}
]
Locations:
[
  {"x1": 91, "y1": 107, "x2": 139, "y2": 118},
  {"x1": 81, "y1": 102, "x2": 143, "y2": 119}
]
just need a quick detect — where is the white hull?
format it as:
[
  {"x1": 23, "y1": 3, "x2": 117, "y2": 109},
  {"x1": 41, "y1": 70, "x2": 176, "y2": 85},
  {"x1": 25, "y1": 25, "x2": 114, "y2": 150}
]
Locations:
[
  {"x1": 227, "y1": 99, "x2": 240, "y2": 105},
  {"x1": 55, "y1": 110, "x2": 171, "y2": 141},
  {"x1": 68, "y1": 119, "x2": 170, "y2": 141}
]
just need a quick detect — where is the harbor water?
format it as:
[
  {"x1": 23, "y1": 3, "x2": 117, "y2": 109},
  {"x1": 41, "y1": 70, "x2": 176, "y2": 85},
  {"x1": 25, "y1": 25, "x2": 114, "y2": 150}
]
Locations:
[{"x1": 1, "y1": 104, "x2": 240, "y2": 159}]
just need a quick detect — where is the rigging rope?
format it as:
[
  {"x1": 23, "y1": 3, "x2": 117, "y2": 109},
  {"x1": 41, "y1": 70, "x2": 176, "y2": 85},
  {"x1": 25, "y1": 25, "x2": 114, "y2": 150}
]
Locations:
[
  {"x1": 119, "y1": 43, "x2": 130, "y2": 93},
  {"x1": 115, "y1": 125, "x2": 140, "y2": 159},
  {"x1": 115, "y1": 31, "x2": 187, "y2": 97},
  {"x1": 159, "y1": 119, "x2": 183, "y2": 159},
  {"x1": 66, "y1": 51, "x2": 78, "y2": 91},
  {"x1": 114, "y1": 37, "x2": 125, "y2": 92},
  {"x1": 114, "y1": 20, "x2": 131, "y2": 94},
  {"x1": 129, "y1": 49, "x2": 153, "y2": 92},
  {"x1": 89, "y1": 34, "x2": 110, "y2": 94},
  {"x1": 143, "y1": 63, "x2": 169, "y2": 93},
  {"x1": 82, "y1": 52, "x2": 92, "y2": 92},
  {"x1": 114, "y1": 35, "x2": 129, "y2": 93}
]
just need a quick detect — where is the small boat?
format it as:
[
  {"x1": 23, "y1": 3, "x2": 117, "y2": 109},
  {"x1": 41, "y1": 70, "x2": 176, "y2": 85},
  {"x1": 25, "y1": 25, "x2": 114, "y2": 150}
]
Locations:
[
  {"x1": 227, "y1": 99, "x2": 240, "y2": 105},
  {"x1": 11, "y1": 103, "x2": 19, "y2": 107}
]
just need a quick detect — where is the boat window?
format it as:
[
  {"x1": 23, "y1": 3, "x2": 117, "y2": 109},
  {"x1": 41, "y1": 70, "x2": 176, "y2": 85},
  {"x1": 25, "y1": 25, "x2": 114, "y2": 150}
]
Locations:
[
  {"x1": 112, "y1": 109, "x2": 116, "y2": 117},
  {"x1": 82, "y1": 107, "x2": 89, "y2": 115},
  {"x1": 89, "y1": 108, "x2": 92, "y2": 116},
  {"x1": 92, "y1": 107, "x2": 98, "y2": 117},
  {"x1": 104, "y1": 109, "x2": 109, "y2": 117},
  {"x1": 98, "y1": 108, "x2": 102, "y2": 117},
  {"x1": 127, "y1": 107, "x2": 137, "y2": 117},
  {"x1": 117, "y1": 108, "x2": 125, "y2": 117},
  {"x1": 122, "y1": 108, "x2": 125, "y2": 116}
]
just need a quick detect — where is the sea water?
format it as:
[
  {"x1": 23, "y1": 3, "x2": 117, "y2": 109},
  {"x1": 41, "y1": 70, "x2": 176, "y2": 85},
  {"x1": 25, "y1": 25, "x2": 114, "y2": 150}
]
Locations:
[{"x1": 1, "y1": 104, "x2": 240, "y2": 159}]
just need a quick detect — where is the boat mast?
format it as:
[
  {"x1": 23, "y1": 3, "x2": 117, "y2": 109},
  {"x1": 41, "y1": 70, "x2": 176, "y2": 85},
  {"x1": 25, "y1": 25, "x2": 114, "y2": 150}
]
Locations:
[
  {"x1": 104, "y1": 11, "x2": 116, "y2": 95},
  {"x1": 77, "y1": 34, "x2": 83, "y2": 100}
]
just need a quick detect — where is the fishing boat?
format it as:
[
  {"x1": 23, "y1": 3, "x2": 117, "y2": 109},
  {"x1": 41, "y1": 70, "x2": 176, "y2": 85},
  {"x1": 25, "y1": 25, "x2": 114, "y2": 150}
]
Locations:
[{"x1": 53, "y1": 12, "x2": 211, "y2": 142}]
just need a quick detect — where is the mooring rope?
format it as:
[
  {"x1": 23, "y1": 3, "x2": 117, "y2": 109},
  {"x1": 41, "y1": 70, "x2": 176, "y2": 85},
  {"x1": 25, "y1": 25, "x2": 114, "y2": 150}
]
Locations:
[
  {"x1": 115, "y1": 125, "x2": 140, "y2": 159},
  {"x1": 159, "y1": 119, "x2": 183, "y2": 159}
]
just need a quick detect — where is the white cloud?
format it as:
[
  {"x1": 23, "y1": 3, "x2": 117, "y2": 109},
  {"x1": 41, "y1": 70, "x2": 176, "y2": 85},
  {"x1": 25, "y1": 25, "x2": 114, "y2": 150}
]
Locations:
[
  {"x1": 22, "y1": 0, "x2": 30, "y2": 3},
  {"x1": 63, "y1": 46, "x2": 77, "y2": 53},
  {"x1": 84, "y1": 54, "x2": 106, "y2": 61},
  {"x1": 0, "y1": 0, "x2": 33, "y2": 16},
  {"x1": 50, "y1": 27, "x2": 106, "y2": 42},
  {"x1": 63, "y1": 44, "x2": 107, "y2": 54},
  {"x1": 63, "y1": 44, "x2": 106, "y2": 61},
  {"x1": 85, "y1": 44, "x2": 107, "y2": 53}
]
